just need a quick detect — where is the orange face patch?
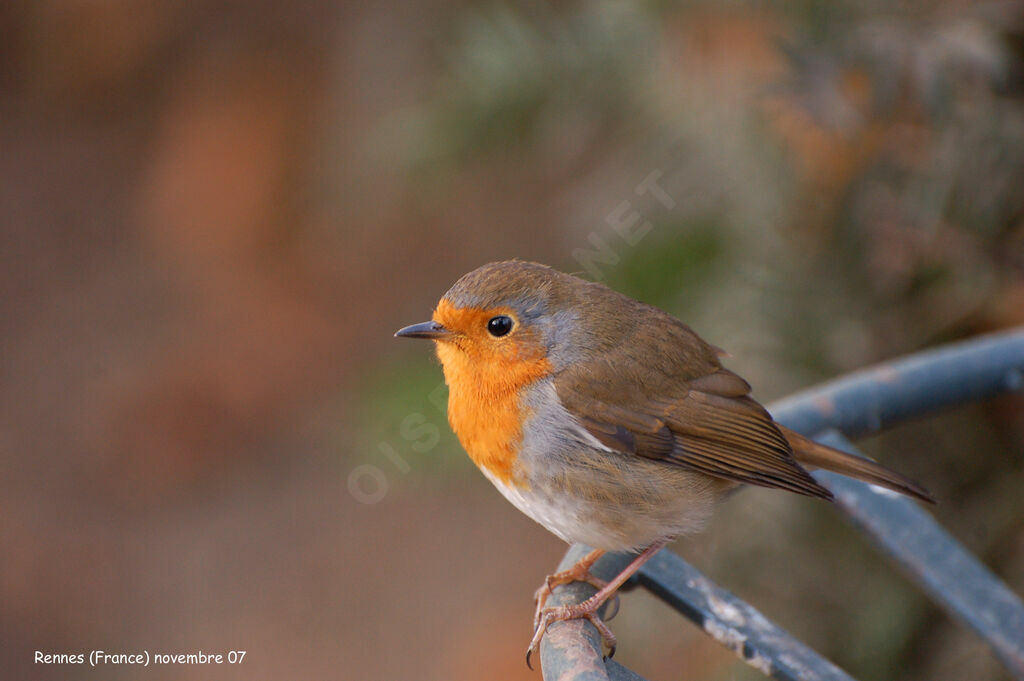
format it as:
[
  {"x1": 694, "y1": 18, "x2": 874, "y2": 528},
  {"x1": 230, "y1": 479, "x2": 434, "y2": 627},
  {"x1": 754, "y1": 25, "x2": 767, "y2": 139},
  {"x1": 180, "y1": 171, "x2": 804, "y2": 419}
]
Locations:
[{"x1": 432, "y1": 299, "x2": 552, "y2": 485}]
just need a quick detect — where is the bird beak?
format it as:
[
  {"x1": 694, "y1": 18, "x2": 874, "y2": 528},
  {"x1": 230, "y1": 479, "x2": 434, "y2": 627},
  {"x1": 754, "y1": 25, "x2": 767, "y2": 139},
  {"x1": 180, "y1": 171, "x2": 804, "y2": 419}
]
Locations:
[{"x1": 394, "y1": 320, "x2": 453, "y2": 340}]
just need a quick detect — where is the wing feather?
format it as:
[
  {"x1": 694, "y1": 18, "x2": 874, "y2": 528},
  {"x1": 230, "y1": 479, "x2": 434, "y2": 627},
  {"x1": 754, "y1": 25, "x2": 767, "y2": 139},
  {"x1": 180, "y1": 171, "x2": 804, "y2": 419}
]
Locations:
[{"x1": 555, "y1": 365, "x2": 833, "y2": 500}]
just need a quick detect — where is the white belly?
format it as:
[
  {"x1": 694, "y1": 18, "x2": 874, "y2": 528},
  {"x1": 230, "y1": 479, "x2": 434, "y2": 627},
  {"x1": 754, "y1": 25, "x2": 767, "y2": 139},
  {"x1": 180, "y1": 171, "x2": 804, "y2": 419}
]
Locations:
[{"x1": 480, "y1": 457, "x2": 720, "y2": 553}]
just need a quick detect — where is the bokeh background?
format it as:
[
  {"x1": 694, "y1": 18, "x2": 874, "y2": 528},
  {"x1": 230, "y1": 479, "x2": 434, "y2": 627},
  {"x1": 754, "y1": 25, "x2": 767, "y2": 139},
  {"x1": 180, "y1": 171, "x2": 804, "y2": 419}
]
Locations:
[{"x1": 3, "y1": 1, "x2": 1024, "y2": 680}]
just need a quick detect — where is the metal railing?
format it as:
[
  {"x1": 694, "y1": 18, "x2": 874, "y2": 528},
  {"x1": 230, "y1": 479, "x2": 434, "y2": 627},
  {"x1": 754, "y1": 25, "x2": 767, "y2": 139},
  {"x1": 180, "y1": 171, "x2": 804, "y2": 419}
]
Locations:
[{"x1": 540, "y1": 328, "x2": 1024, "y2": 681}]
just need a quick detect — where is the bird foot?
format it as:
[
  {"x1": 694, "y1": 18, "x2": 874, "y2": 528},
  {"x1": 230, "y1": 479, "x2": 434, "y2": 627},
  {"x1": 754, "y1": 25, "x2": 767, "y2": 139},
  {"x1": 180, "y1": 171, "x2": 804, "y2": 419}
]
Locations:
[
  {"x1": 532, "y1": 559, "x2": 609, "y2": 630},
  {"x1": 523, "y1": 540, "x2": 670, "y2": 670},
  {"x1": 526, "y1": 594, "x2": 618, "y2": 669}
]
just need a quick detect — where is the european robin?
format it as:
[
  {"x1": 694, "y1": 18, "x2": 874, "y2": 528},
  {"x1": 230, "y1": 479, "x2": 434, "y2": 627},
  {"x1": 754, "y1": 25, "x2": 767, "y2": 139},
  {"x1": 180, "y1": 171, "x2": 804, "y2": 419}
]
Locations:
[{"x1": 395, "y1": 260, "x2": 932, "y2": 666}]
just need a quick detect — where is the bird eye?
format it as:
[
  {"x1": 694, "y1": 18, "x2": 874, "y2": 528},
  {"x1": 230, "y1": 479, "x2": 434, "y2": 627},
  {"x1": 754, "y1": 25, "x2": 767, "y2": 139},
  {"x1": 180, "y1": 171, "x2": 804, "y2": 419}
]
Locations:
[{"x1": 486, "y1": 315, "x2": 514, "y2": 337}]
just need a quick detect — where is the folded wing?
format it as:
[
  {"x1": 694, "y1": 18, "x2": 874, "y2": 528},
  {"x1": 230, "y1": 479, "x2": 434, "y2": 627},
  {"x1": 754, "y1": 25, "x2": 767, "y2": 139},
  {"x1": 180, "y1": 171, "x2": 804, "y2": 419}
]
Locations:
[{"x1": 556, "y1": 363, "x2": 835, "y2": 500}]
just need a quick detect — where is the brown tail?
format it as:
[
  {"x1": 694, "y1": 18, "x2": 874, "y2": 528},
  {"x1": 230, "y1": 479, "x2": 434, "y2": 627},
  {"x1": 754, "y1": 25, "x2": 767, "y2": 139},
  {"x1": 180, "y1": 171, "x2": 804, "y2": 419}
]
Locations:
[{"x1": 779, "y1": 425, "x2": 935, "y2": 504}]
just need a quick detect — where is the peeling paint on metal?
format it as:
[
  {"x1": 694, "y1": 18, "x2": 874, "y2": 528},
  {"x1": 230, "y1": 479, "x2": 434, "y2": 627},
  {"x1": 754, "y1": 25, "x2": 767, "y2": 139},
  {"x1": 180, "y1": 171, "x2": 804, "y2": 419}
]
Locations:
[
  {"x1": 703, "y1": 619, "x2": 746, "y2": 653},
  {"x1": 868, "y1": 483, "x2": 903, "y2": 499},
  {"x1": 746, "y1": 649, "x2": 774, "y2": 676},
  {"x1": 708, "y1": 593, "x2": 745, "y2": 626},
  {"x1": 778, "y1": 652, "x2": 818, "y2": 681}
]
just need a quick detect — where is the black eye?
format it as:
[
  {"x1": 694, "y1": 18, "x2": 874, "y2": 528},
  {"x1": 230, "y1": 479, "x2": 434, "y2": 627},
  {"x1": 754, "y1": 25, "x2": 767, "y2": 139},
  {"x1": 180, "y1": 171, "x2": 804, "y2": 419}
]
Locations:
[{"x1": 486, "y1": 315, "x2": 514, "y2": 337}]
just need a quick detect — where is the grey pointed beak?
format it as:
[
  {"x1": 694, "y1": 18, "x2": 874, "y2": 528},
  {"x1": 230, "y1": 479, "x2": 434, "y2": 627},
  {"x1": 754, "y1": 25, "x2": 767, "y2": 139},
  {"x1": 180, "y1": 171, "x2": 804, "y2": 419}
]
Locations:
[{"x1": 394, "y1": 320, "x2": 452, "y2": 340}]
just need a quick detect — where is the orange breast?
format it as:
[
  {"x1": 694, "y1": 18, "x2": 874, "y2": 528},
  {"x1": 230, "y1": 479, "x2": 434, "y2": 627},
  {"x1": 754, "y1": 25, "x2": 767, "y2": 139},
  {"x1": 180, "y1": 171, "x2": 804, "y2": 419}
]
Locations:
[{"x1": 433, "y1": 304, "x2": 553, "y2": 486}]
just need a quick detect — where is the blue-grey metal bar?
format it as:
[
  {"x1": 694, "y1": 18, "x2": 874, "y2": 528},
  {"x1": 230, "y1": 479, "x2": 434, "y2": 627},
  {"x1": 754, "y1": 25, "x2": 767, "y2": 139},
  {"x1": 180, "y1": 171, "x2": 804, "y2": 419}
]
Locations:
[
  {"x1": 541, "y1": 545, "x2": 862, "y2": 681},
  {"x1": 769, "y1": 328, "x2": 1024, "y2": 439},
  {"x1": 811, "y1": 430, "x2": 1024, "y2": 678},
  {"x1": 768, "y1": 329, "x2": 1024, "y2": 677},
  {"x1": 541, "y1": 328, "x2": 1024, "y2": 681},
  {"x1": 637, "y1": 549, "x2": 858, "y2": 681},
  {"x1": 540, "y1": 545, "x2": 633, "y2": 681}
]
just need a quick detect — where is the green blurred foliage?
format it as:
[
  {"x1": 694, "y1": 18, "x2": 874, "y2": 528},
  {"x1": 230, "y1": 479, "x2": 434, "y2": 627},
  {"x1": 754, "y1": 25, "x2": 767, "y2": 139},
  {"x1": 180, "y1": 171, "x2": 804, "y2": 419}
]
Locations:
[{"x1": 602, "y1": 217, "x2": 725, "y2": 312}]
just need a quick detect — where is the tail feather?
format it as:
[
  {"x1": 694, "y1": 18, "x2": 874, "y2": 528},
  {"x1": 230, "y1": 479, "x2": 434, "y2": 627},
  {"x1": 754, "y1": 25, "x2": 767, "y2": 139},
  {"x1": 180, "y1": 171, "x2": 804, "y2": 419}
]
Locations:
[{"x1": 779, "y1": 425, "x2": 935, "y2": 504}]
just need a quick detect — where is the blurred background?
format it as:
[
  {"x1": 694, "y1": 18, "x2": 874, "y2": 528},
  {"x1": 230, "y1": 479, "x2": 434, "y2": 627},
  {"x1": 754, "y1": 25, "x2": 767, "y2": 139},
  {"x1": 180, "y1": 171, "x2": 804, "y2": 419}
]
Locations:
[{"x1": 2, "y1": 1, "x2": 1024, "y2": 679}]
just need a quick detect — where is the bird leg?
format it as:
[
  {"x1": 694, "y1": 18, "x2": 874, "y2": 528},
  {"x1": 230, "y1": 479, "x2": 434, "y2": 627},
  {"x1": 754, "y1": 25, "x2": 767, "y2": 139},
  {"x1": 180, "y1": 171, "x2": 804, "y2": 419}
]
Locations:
[
  {"x1": 532, "y1": 548, "x2": 607, "y2": 630},
  {"x1": 526, "y1": 539, "x2": 669, "y2": 668}
]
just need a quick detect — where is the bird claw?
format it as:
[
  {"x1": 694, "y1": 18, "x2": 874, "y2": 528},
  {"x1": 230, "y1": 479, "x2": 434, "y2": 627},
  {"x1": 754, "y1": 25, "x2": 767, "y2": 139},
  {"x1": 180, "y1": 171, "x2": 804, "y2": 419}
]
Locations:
[
  {"x1": 526, "y1": 545, "x2": 659, "y2": 669},
  {"x1": 526, "y1": 599, "x2": 618, "y2": 670},
  {"x1": 532, "y1": 562, "x2": 609, "y2": 631}
]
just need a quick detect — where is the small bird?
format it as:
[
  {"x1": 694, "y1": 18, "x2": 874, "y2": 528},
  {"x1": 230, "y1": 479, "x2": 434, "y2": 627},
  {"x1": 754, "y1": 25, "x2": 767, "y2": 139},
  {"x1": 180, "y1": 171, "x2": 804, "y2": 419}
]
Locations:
[{"x1": 395, "y1": 260, "x2": 932, "y2": 666}]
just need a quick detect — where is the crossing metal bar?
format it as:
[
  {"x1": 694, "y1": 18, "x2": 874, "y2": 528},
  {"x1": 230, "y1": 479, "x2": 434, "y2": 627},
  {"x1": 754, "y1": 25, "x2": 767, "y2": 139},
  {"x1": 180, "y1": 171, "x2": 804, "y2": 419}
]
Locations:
[
  {"x1": 811, "y1": 431, "x2": 1024, "y2": 677},
  {"x1": 769, "y1": 328, "x2": 1024, "y2": 439},
  {"x1": 637, "y1": 549, "x2": 858, "y2": 681},
  {"x1": 540, "y1": 328, "x2": 1024, "y2": 681}
]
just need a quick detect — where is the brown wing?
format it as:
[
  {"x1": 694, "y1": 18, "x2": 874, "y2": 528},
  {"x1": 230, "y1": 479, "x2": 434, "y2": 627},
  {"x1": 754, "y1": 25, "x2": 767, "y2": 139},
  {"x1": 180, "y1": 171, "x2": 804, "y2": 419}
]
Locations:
[{"x1": 555, "y1": 362, "x2": 834, "y2": 501}]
